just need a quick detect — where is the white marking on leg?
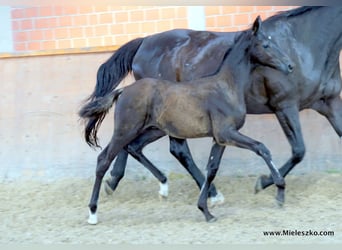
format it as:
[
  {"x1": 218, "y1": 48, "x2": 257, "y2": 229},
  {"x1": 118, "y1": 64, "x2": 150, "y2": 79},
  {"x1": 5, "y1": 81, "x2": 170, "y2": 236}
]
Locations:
[
  {"x1": 159, "y1": 181, "x2": 168, "y2": 197},
  {"x1": 209, "y1": 191, "x2": 225, "y2": 207},
  {"x1": 210, "y1": 155, "x2": 214, "y2": 160},
  {"x1": 88, "y1": 209, "x2": 98, "y2": 225}
]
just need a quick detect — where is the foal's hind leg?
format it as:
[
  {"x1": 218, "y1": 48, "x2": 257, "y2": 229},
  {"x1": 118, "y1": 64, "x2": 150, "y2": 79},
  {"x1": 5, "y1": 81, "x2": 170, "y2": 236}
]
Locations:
[
  {"x1": 104, "y1": 150, "x2": 128, "y2": 195},
  {"x1": 88, "y1": 135, "x2": 135, "y2": 225},
  {"x1": 105, "y1": 129, "x2": 167, "y2": 196}
]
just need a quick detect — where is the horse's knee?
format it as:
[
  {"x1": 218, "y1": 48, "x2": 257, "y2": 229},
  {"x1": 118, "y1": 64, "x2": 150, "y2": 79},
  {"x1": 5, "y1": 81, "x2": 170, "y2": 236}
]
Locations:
[
  {"x1": 292, "y1": 146, "x2": 305, "y2": 164},
  {"x1": 126, "y1": 143, "x2": 142, "y2": 157},
  {"x1": 255, "y1": 142, "x2": 272, "y2": 160}
]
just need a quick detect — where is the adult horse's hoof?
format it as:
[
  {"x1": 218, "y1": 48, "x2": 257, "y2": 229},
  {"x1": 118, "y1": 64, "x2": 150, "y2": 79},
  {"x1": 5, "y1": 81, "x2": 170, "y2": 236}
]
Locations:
[
  {"x1": 104, "y1": 179, "x2": 114, "y2": 195},
  {"x1": 206, "y1": 215, "x2": 218, "y2": 223},
  {"x1": 209, "y1": 191, "x2": 225, "y2": 207},
  {"x1": 254, "y1": 175, "x2": 268, "y2": 194}
]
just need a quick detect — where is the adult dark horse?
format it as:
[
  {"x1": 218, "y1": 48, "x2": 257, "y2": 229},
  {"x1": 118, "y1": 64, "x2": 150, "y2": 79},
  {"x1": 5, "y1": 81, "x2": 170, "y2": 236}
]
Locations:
[
  {"x1": 84, "y1": 7, "x2": 342, "y2": 202},
  {"x1": 80, "y1": 17, "x2": 292, "y2": 223}
]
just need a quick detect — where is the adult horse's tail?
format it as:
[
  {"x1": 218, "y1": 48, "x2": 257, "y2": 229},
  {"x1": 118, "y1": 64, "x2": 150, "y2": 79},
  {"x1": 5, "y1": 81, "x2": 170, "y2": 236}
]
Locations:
[{"x1": 80, "y1": 37, "x2": 144, "y2": 148}]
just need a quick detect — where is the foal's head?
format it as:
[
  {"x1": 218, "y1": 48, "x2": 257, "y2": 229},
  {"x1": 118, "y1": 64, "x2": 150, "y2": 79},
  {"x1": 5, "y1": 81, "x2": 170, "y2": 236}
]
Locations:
[{"x1": 249, "y1": 16, "x2": 294, "y2": 74}]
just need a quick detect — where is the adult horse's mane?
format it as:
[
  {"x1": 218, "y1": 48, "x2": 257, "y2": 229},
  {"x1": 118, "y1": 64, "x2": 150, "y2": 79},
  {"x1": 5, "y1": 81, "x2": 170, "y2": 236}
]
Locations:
[{"x1": 267, "y1": 6, "x2": 322, "y2": 21}]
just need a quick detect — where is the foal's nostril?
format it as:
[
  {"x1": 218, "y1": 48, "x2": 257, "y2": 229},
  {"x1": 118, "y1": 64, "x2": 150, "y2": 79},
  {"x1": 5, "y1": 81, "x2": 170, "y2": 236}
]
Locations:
[{"x1": 288, "y1": 64, "x2": 294, "y2": 72}]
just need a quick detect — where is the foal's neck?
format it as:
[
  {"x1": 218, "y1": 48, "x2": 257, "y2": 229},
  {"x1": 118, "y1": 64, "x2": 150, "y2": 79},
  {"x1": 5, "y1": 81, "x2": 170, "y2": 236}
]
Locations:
[{"x1": 217, "y1": 31, "x2": 252, "y2": 88}]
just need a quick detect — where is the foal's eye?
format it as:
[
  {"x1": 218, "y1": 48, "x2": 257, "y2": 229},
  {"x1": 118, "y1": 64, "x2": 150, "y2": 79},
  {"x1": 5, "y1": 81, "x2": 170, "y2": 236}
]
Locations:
[{"x1": 263, "y1": 43, "x2": 269, "y2": 48}]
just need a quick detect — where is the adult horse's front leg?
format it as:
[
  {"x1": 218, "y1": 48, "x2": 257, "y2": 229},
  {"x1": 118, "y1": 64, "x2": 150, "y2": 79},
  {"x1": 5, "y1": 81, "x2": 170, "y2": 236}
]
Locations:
[
  {"x1": 169, "y1": 137, "x2": 224, "y2": 205},
  {"x1": 255, "y1": 105, "x2": 305, "y2": 192}
]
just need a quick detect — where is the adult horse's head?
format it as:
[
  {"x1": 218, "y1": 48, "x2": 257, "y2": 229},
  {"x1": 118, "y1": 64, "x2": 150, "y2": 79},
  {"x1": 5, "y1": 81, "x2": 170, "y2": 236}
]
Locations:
[{"x1": 250, "y1": 16, "x2": 294, "y2": 74}]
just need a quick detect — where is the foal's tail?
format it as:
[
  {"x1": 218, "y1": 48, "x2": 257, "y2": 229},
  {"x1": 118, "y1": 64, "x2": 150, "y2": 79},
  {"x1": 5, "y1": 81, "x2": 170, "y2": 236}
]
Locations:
[
  {"x1": 79, "y1": 88, "x2": 124, "y2": 148},
  {"x1": 80, "y1": 37, "x2": 144, "y2": 148}
]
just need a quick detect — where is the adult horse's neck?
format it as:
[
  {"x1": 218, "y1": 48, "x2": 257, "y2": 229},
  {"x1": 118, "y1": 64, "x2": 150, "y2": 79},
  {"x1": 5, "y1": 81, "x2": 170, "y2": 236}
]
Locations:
[{"x1": 265, "y1": 6, "x2": 342, "y2": 81}]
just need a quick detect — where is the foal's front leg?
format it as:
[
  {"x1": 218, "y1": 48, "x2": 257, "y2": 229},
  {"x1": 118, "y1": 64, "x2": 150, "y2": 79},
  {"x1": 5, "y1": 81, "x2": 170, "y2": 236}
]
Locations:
[
  {"x1": 197, "y1": 142, "x2": 225, "y2": 222},
  {"x1": 198, "y1": 128, "x2": 286, "y2": 222},
  {"x1": 224, "y1": 130, "x2": 286, "y2": 204}
]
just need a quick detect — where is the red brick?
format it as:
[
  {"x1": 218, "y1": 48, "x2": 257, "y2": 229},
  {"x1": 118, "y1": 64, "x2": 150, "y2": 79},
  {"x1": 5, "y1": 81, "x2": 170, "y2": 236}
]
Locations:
[
  {"x1": 233, "y1": 14, "x2": 251, "y2": 26},
  {"x1": 21, "y1": 19, "x2": 33, "y2": 30},
  {"x1": 130, "y1": 10, "x2": 144, "y2": 22},
  {"x1": 27, "y1": 41, "x2": 41, "y2": 51},
  {"x1": 88, "y1": 37, "x2": 103, "y2": 46},
  {"x1": 44, "y1": 29, "x2": 55, "y2": 40},
  {"x1": 238, "y1": 6, "x2": 255, "y2": 13},
  {"x1": 35, "y1": 18, "x2": 50, "y2": 29},
  {"x1": 99, "y1": 13, "x2": 113, "y2": 24},
  {"x1": 41, "y1": 40, "x2": 56, "y2": 50},
  {"x1": 73, "y1": 15, "x2": 88, "y2": 26},
  {"x1": 160, "y1": 8, "x2": 176, "y2": 19},
  {"x1": 95, "y1": 25, "x2": 109, "y2": 36},
  {"x1": 57, "y1": 39, "x2": 72, "y2": 49},
  {"x1": 30, "y1": 30, "x2": 44, "y2": 41},
  {"x1": 11, "y1": 8, "x2": 24, "y2": 19},
  {"x1": 11, "y1": 20, "x2": 20, "y2": 31},
  {"x1": 39, "y1": 6, "x2": 53, "y2": 17},
  {"x1": 205, "y1": 6, "x2": 220, "y2": 16},
  {"x1": 55, "y1": 28, "x2": 69, "y2": 39},
  {"x1": 73, "y1": 38, "x2": 87, "y2": 48},
  {"x1": 59, "y1": 16, "x2": 72, "y2": 27},
  {"x1": 221, "y1": 6, "x2": 238, "y2": 15},
  {"x1": 110, "y1": 24, "x2": 124, "y2": 34},
  {"x1": 115, "y1": 12, "x2": 128, "y2": 23},
  {"x1": 14, "y1": 42, "x2": 27, "y2": 51},
  {"x1": 88, "y1": 15, "x2": 98, "y2": 25},
  {"x1": 62, "y1": 7, "x2": 79, "y2": 15},
  {"x1": 70, "y1": 27, "x2": 84, "y2": 38},
  {"x1": 25, "y1": 7, "x2": 39, "y2": 18},
  {"x1": 13, "y1": 31, "x2": 28, "y2": 42}
]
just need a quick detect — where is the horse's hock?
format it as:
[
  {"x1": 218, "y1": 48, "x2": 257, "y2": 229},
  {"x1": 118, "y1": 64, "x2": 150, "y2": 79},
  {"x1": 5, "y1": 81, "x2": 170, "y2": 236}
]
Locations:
[{"x1": 0, "y1": 51, "x2": 341, "y2": 181}]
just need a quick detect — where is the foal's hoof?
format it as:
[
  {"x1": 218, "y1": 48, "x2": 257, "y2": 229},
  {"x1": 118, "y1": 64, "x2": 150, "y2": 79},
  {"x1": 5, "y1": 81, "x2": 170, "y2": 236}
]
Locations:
[
  {"x1": 254, "y1": 175, "x2": 268, "y2": 194},
  {"x1": 276, "y1": 190, "x2": 285, "y2": 207},
  {"x1": 158, "y1": 182, "x2": 169, "y2": 199},
  {"x1": 104, "y1": 179, "x2": 114, "y2": 195},
  {"x1": 88, "y1": 210, "x2": 98, "y2": 225}
]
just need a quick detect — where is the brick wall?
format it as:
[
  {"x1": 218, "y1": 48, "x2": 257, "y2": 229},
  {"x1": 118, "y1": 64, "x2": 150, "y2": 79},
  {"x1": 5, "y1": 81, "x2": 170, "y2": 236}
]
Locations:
[{"x1": 10, "y1": 6, "x2": 294, "y2": 53}]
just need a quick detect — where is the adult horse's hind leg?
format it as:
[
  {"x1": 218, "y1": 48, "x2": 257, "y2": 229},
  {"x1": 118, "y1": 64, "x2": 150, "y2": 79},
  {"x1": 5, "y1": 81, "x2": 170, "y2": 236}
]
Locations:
[{"x1": 255, "y1": 106, "x2": 304, "y2": 192}]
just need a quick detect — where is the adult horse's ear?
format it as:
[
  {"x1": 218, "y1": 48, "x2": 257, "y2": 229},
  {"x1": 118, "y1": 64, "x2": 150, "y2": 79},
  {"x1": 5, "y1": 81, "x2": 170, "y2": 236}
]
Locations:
[{"x1": 252, "y1": 16, "x2": 262, "y2": 35}]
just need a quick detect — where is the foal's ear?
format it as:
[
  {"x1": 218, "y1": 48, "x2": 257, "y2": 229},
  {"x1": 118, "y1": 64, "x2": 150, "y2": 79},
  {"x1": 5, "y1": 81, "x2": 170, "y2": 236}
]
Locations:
[{"x1": 252, "y1": 16, "x2": 262, "y2": 35}]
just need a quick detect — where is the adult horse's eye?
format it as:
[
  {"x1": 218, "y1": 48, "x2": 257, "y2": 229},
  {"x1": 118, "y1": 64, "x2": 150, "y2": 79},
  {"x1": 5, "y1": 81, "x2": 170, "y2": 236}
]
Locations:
[{"x1": 263, "y1": 43, "x2": 269, "y2": 48}]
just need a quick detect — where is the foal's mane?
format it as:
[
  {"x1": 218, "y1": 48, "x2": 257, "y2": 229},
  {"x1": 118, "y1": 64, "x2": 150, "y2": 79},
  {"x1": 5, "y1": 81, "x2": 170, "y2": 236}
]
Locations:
[{"x1": 213, "y1": 30, "x2": 253, "y2": 74}]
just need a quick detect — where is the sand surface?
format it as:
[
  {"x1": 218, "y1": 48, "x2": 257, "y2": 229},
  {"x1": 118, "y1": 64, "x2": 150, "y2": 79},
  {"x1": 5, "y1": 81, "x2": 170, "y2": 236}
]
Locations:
[{"x1": 0, "y1": 172, "x2": 341, "y2": 244}]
